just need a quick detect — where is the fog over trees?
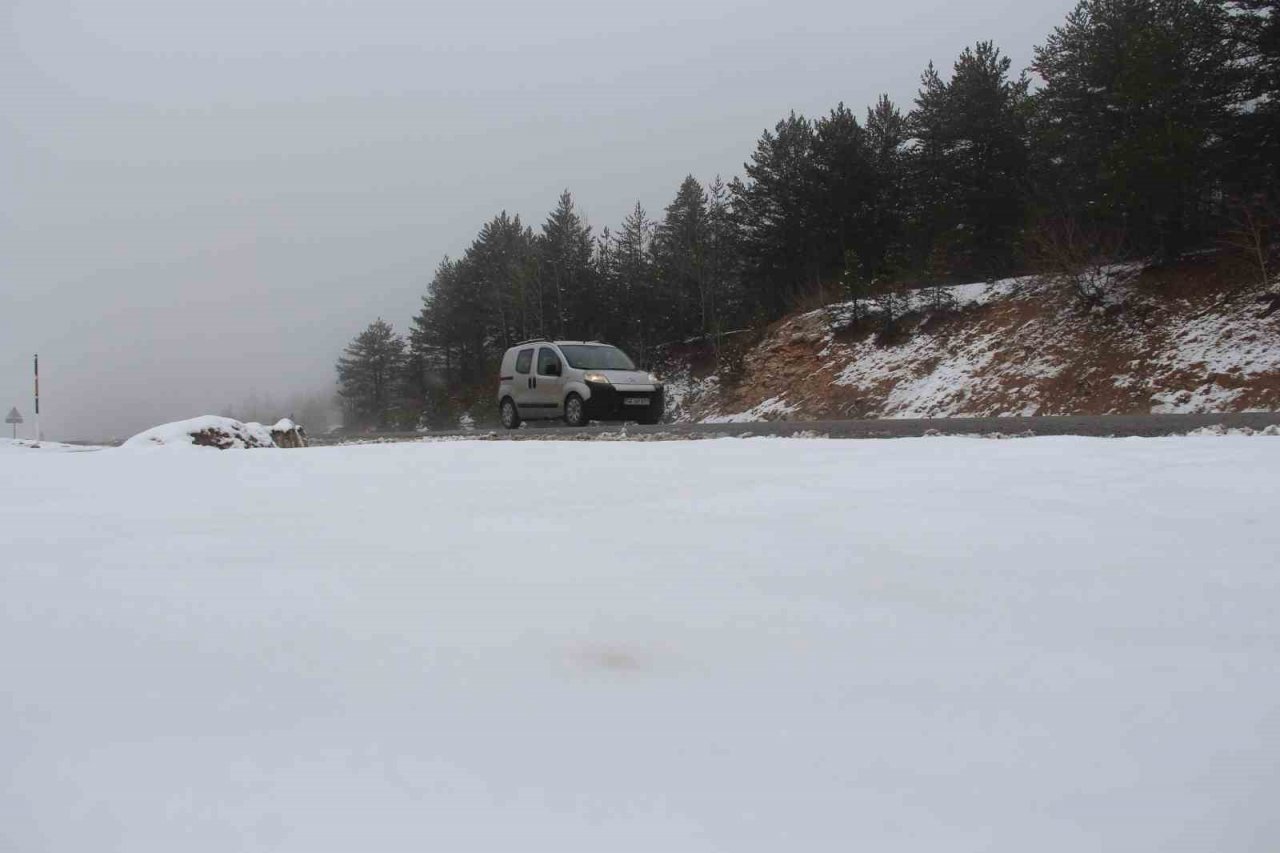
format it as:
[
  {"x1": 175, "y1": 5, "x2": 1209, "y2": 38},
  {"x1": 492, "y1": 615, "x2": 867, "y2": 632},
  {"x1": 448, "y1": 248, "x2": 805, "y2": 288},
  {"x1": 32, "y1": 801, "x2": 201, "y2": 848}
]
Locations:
[
  {"x1": 337, "y1": 0, "x2": 1280, "y2": 429},
  {"x1": 4, "y1": 0, "x2": 1274, "y2": 438}
]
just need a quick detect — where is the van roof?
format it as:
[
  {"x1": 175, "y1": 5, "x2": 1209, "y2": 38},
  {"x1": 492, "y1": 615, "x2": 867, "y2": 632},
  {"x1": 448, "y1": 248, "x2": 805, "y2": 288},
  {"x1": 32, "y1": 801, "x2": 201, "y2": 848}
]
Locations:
[{"x1": 509, "y1": 339, "x2": 609, "y2": 349}]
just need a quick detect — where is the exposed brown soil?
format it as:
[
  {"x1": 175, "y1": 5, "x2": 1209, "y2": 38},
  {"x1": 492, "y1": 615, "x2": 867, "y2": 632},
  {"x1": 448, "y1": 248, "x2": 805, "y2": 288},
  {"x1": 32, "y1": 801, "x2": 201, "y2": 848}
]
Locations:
[{"x1": 658, "y1": 256, "x2": 1280, "y2": 422}]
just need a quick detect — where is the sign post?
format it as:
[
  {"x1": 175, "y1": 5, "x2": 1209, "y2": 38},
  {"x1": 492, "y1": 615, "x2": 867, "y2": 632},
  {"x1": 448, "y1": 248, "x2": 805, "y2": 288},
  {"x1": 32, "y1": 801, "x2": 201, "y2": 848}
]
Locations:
[
  {"x1": 4, "y1": 407, "x2": 22, "y2": 440},
  {"x1": 34, "y1": 354, "x2": 40, "y2": 443}
]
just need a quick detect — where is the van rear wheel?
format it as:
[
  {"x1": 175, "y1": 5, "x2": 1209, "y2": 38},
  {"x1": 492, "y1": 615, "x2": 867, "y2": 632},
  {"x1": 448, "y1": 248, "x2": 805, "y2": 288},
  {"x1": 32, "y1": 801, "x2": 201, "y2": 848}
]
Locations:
[
  {"x1": 564, "y1": 394, "x2": 588, "y2": 428},
  {"x1": 500, "y1": 398, "x2": 521, "y2": 429}
]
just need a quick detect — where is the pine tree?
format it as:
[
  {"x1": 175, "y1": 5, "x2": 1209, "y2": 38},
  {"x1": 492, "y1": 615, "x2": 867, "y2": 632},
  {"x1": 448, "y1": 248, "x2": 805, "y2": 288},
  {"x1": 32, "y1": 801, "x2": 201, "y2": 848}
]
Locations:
[
  {"x1": 336, "y1": 318, "x2": 408, "y2": 429},
  {"x1": 537, "y1": 191, "x2": 596, "y2": 338},
  {"x1": 923, "y1": 241, "x2": 959, "y2": 313},
  {"x1": 468, "y1": 212, "x2": 534, "y2": 349},
  {"x1": 593, "y1": 225, "x2": 616, "y2": 339},
  {"x1": 909, "y1": 42, "x2": 1031, "y2": 279},
  {"x1": 403, "y1": 211, "x2": 538, "y2": 393},
  {"x1": 810, "y1": 104, "x2": 878, "y2": 292},
  {"x1": 1223, "y1": 0, "x2": 1280, "y2": 227},
  {"x1": 704, "y1": 176, "x2": 745, "y2": 342},
  {"x1": 1031, "y1": 0, "x2": 1237, "y2": 258},
  {"x1": 411, "y1": 258, "x2": 461, "y2": 382},
  {"x1": 839, "y1": 250, "x2": 871, "y2": 326},
  {"x1": 407, "y1": 258, "x2": 464, "y2": 423},
  {"x1": 609, "y1": 202, "x2": 657, "y2": 358},
  {"x1": 1237, "y1": 0, "x2": 1280, "y2": 172},
  {"x1": 654, "y1": 176, "x2": 710, "y2": 340},
  {"x1": 733, "y1": 113, "x2": 820, "y2": 314},
  {"x1": 864, "y1": 95, "x2": 910, "y2": 278}
]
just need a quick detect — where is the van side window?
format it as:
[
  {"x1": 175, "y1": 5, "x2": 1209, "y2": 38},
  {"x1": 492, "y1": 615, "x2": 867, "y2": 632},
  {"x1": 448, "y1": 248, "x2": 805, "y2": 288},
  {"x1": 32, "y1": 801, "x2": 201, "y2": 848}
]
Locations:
[
  {"x1": 537, "y1": 347, "x2": 561, "y2": 376},
  {"x1": 515, "y1": 349, "x2": 533, "y2": 374}
]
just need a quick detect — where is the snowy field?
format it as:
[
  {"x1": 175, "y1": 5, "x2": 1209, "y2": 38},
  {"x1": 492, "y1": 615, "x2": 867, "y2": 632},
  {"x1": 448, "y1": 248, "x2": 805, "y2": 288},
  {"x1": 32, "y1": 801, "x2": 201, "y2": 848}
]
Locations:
[{"x1": 3, "y1": 437, "x2": 1279, "y2": 852}]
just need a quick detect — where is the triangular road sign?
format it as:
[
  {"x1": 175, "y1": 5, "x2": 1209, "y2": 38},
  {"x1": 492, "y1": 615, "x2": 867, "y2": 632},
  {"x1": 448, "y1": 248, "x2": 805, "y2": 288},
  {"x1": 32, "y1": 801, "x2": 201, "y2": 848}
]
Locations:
[{"x1": 5, "y1": 407, "x2": 22, "y2": 424}]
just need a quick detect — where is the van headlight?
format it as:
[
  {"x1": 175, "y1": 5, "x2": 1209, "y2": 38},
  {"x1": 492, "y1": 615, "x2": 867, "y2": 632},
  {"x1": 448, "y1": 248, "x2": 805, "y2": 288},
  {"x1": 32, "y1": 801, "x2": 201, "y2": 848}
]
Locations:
[
  {"x1": 584, "y1": 372, "x2": 610, "y2": 384},
  {"x1": 648, "y1": 373, "x2": 662, "y2": 385}
]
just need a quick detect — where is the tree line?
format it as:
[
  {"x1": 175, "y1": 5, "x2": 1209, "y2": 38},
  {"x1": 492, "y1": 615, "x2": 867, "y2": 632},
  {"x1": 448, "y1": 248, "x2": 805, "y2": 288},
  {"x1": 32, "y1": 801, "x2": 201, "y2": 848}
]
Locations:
[{"x1": 338, "y1": 0, "x2": 1279, "y2": 429}]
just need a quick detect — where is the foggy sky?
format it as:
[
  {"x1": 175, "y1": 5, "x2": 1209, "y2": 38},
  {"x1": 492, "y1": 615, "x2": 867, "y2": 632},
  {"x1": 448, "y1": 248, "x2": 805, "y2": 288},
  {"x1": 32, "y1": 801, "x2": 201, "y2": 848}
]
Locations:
[{"x1": 1, "y1": 0, "x2": 1068, "y2": 440}]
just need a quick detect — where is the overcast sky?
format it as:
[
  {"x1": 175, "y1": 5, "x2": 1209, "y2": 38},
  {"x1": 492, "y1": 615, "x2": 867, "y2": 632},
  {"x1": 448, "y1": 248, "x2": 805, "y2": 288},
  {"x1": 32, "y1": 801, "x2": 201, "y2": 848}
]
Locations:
[{"x1": 1, "y1": 0, "x2": 1068, "y2": 440}]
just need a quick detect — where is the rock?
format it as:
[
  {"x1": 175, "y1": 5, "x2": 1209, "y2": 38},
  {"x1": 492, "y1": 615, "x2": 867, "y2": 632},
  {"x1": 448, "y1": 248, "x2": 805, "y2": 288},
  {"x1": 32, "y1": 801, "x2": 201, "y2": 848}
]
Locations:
[
  {"x1": 269, "y1": 418, "x2": 308, "y2": 448},
  {"x1": 124, "y1": 416, "x2": 277, "y2": 449}
]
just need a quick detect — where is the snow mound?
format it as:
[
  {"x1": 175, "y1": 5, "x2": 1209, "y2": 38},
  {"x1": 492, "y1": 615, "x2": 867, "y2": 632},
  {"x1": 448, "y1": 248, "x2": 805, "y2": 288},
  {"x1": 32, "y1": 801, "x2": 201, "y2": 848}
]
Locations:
[
  {"x1": 269, "y1": 418, "x2": 308, "y2": 448},
  {"x1": 123, "y1": 416, "x2": 277, "y2": 449},
  {"x1": 0, "y1": 438, "x2": 102, "y2": 453},
  {"x1": 1184, "y1": 423, "x2": 1280, "y2": 436}
]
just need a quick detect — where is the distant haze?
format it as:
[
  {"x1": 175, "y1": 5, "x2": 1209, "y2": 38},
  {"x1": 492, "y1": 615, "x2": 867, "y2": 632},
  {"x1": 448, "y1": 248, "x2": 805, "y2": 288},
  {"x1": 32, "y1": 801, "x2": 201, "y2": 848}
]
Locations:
[{"x1": 1, "y1": 0, "x2": 1068, "y2": 440}]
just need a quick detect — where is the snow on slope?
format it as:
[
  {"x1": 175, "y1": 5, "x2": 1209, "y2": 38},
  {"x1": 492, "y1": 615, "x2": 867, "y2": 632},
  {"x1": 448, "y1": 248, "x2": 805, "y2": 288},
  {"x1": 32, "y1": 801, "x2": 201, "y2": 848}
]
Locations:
[
  {"x1": 3, "y1": 437, "x2": 1279, "y2": 852},
  {"x1": 701, "y1": 393, "x2": 798, "y2": 423},
  {"x1": 671, "y1": 271, "x2": 1280, "y2": 422}
]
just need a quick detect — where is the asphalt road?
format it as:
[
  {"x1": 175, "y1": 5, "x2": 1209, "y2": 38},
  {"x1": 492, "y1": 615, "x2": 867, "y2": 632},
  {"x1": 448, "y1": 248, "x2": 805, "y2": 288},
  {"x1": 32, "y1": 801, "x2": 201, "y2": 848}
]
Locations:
[{"x1": 313, "y1": 411, "x2": 1280, "y2": 444}]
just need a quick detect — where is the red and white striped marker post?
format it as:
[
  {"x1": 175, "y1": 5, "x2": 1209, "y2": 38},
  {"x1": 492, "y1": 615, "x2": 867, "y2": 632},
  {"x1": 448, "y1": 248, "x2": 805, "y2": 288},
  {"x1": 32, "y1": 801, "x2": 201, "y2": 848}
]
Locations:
[{"x1": 34, "y1": 353, "x2": 40, "y2": 444}]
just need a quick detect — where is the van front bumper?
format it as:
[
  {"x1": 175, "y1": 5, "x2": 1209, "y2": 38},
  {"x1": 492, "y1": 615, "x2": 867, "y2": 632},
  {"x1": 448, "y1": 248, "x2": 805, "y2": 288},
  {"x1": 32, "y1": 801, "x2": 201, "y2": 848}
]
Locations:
[{"x1": 583, "y1": 381, "x2": 664, "y2": 422}]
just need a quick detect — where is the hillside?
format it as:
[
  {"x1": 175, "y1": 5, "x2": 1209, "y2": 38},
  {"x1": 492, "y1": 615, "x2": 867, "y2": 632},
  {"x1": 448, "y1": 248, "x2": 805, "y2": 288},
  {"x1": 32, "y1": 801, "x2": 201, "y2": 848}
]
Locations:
[{"x1": 659, "y1": 258, "x2": 1280, "y2": 423}]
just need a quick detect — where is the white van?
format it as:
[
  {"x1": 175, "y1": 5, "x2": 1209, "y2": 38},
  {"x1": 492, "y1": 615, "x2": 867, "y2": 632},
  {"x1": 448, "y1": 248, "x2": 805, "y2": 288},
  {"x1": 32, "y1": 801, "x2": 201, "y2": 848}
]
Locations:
[{"x1": 496, "y1": 340, "x2": 664, "y2": 428}]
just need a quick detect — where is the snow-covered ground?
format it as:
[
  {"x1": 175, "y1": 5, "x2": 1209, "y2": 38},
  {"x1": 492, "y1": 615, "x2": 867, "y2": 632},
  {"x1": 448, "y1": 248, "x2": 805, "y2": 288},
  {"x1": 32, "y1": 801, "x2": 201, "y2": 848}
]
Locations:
[
  {"x1": 3, "y1": 437, "x2": 1279, "y2": 852},
  {"x1": 0, "y1": 437, "x2": 103, "y2": 453}
]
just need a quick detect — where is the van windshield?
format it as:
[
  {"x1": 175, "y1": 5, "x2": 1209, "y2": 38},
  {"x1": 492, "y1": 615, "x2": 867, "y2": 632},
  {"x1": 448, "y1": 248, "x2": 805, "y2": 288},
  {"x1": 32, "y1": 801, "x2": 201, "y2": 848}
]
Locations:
[{"x1": 559, "y1": 345, "x2": 636, "y2": 371}]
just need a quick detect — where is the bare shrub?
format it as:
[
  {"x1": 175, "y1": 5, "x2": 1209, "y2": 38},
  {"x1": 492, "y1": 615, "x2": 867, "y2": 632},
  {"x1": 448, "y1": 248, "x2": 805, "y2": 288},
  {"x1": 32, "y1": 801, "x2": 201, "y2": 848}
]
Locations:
[
  {"x1": 921, "y1": 240, "x2": 959, "y2": 316},
  {"x1": 837, "y1": 250, "x2": 872, "y2": 330},
  {"x1": 1220, "y1": 196, "x2": 1279, "y2": 318},
  {"x1": 715, "y1": 336, "x2": 750, "y2": 387},
  {"x1": 874, "y1": 280, "x2": 913, "y2": 339},
  {"x1": 1031, "y1": 217, "x2": 1136, "y2": 309},
  {"x1": 920, "y1": 281, "x2": 958, "y2": 315},
  {"x1": 1221, "y1": 195, "x2": 1278, "y2": 291},
  {"x1": 792, "y1": 286, "x2": 835, "y2": 315}
]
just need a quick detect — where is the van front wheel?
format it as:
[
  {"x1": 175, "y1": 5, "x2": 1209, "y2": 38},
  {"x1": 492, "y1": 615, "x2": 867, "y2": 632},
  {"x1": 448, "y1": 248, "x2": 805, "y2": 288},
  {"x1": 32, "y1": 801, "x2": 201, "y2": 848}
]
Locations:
[{"x1": 564, "y1": 394, "x2": 588, "y2": 428}]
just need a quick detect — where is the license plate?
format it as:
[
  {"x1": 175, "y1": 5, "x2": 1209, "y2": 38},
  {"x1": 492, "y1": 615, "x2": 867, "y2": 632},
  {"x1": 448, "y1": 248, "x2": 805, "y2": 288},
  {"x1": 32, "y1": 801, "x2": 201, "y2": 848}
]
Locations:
[{"x1": 624, "y1": 397, "x2": 648, "y2": 406}]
